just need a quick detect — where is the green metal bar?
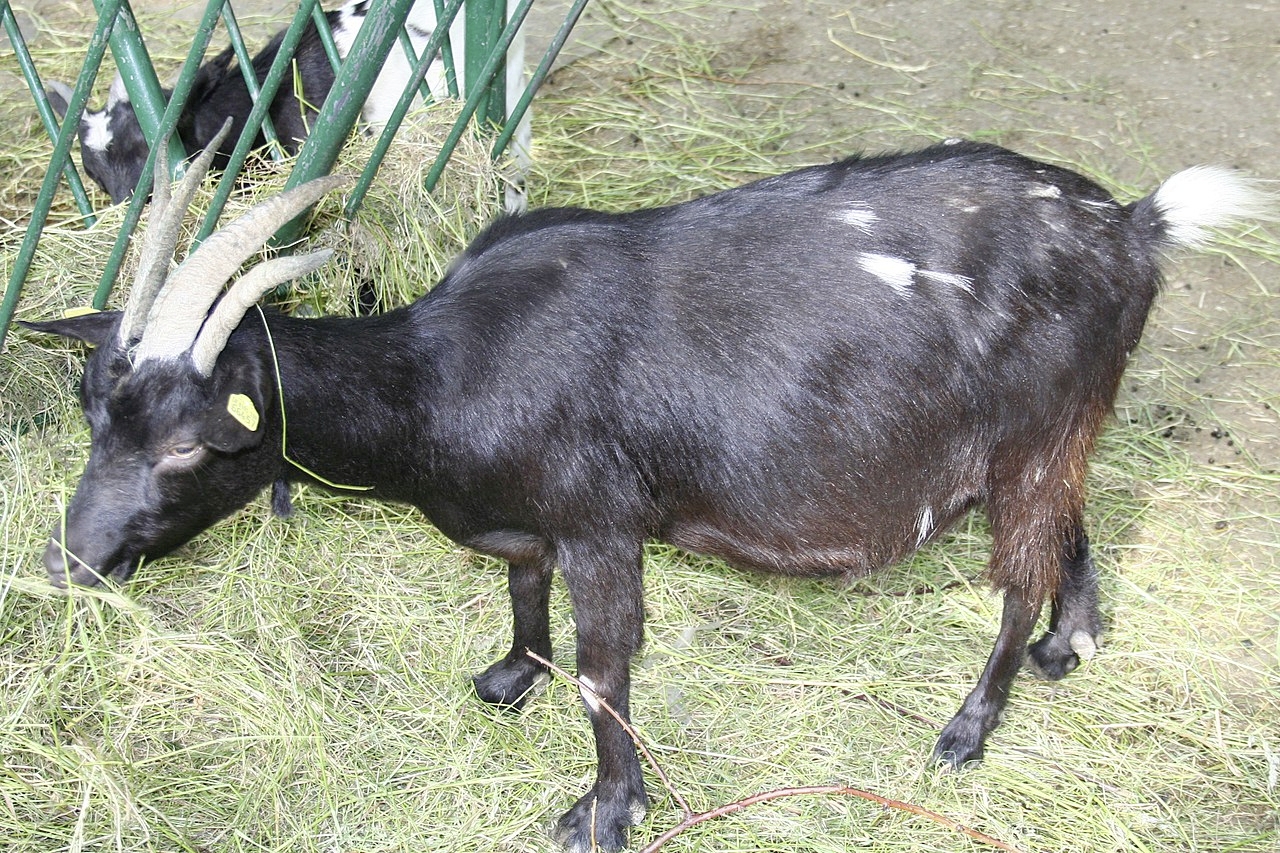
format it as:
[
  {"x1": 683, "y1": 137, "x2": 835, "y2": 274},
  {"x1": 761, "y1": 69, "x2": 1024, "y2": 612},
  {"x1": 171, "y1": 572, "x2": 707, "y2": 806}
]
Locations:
[
  {"x1": 424, "y1": 0, "x2": 532, "y2": 194},
  {"x1": 464, "y1": 0, "x2": 502, "y2": 127},
  {"x1": 270, "y1": 0, "x2": 416, "y2": 245},
  {"x1": 491, "y1": 0, "x2": 590, "y2": 160},
  {"x1": 195, "y1": 0, "x2": 328, "y2": 242},
  {"x1": 93, "y1": 0, "x2": 224, "y2": 309},
  {"x1": 93, "y1": 0, "x2": 187, "y2": 180},
  {"x1": 310, "y1": 3, "x2": 343, "y2": 75},
  {"x1": 344, "y1": 0, "x2": 466, "y2": 219},
  {"x1": 434, "y1": 0, "x2": 461, "y2": 99},
  {"x1": 395, "y1": 26, "x2": 435, "y2": 105},
  {"x1": 2, "y1": 1, "x2": 97, "y2": 223},
  {"x1": 220, "y1": 2, "x2": 284, "y2": 154},
  {"x1": 0, "y1": 7, "x2": 117, "y2": 347}
]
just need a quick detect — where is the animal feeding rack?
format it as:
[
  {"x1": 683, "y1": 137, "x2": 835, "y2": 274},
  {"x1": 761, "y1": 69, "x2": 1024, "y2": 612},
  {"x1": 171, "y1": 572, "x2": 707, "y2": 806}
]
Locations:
[{"x1": 0, "y1": 0, "x2": 589, "y2": 348}]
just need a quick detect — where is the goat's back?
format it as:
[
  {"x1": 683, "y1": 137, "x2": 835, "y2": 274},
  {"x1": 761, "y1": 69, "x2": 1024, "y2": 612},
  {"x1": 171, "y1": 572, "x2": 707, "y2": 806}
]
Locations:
[{"x1": 415, "y1": 142, "x2": 1164, "y2": 575}]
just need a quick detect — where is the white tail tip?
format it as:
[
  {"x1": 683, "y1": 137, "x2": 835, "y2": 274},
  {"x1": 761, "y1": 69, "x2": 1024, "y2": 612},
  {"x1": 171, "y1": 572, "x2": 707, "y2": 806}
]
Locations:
[{"x1": 1153, "y1": 166, "x2": 1276, "y2": 247}]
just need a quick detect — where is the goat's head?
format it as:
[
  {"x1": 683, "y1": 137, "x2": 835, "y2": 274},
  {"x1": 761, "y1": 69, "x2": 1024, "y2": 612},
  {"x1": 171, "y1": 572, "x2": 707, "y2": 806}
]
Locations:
[
  {"x1": 47, "y1": 57, "x2": 231, "y2": 204},
  {"x1": 24, "y1": 124, "x2": 341, "y2": 587},
  {"x1": 48, "y1": 74, "x2": 154, "y2": 204}
]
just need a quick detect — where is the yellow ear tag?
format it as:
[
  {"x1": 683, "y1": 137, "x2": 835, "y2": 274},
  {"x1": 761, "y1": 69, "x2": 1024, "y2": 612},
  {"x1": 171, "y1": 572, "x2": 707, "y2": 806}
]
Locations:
[
  {"x1": 63, "y1": 306, "x2": 101, "y2": 318},
  {"x1": 227, "y1": 393, "x2": 260, "y2": 432}
]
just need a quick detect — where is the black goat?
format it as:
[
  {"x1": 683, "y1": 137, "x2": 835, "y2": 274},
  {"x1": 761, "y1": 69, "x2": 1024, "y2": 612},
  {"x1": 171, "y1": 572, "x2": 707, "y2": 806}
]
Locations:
[
  {"x1": 48, "y1": 6, "x2": 348, "y2": 205},
  {"x1": 48, "y1": 0, "x2": 529, "y2": 206},
  {"x1": 24, "y1": 136, "x2": 1269, "y2": 852}
]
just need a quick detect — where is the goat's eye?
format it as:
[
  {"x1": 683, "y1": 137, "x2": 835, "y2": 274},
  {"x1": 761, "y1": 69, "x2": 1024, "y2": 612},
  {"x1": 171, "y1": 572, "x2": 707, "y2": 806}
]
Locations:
[{"x1": 166, "y1": 443, "x2": 204, "y2": 462}]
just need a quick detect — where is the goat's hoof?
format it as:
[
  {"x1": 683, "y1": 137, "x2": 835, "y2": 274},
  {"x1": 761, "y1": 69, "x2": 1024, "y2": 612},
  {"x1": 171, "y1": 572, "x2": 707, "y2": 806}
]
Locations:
[
  {"x1": 1027, "y1": 629, "x2": 1101, "y2": 681},
  {"x1": 933, "y1": 717, "x2": 989, "y2": 769},
  {"x1": 551, "y1": 785, "x2": 646, "y2": 853},
  {"x1": 472, "y1": 654, "x2": 549, "y2": 709}
]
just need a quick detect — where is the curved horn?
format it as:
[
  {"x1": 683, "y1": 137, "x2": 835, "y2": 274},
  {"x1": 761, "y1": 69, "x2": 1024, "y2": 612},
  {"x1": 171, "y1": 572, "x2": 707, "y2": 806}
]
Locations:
[
  {"x1": 118, "y1": 119, "x2": 233, "y2": 347},
  {"x1": 133, "y1": 174, "x2": 346, "y2": 366},
  {"x1": 189, "y1": 248, "x2": 335, "y2": 376}
]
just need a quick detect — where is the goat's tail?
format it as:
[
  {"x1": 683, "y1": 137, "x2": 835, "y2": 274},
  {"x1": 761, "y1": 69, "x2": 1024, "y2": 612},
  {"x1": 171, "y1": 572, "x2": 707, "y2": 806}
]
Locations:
[{"x1": 1131, "y1": 166, "x2": 1275, "y2": 249}]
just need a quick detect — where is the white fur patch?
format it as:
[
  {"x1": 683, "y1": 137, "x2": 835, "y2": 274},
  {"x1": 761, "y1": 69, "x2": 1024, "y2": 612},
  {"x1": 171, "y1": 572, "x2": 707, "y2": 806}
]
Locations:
[
  {"x1": 918, "y1": 268, "x2": 975, "y2": 294},
  {"x1": 858, "y1": 252, "x2": 915, "y2": 296},
  {"x1": 916, "y1": 505, "x2": 934, "y2": 546},
  {"x1": 1069, "y1": 630, "x2": 1099, "y2": 661},
  {"x1": 839, "y1": 207, "x2": 877, "y2": 233},
  {"x1": 578, "y1": 675, "x2": 602, "y2": 713},
  {"x1": 82, "y1": 111, "x2": 113, "y2": 153},
  {"x1": 1027, "y1": 183, "x2": 1062, "y2": 199},
  {"x1": 1153, "y1": 165, "x2": 1276, "y2": 247}
]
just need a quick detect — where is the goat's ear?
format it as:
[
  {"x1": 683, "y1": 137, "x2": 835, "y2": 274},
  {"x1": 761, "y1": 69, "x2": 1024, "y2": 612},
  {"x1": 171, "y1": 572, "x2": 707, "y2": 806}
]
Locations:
[
  {"x1": 188, "y1": 45, "x2": 236, "y2": 106},
  {"x1": 19, "y1": 311, "x2": 122, "y2": 348},
  {"x1": 46, "y1": 81, "x2": 74, "y2": 120},
  {"x1": 202, "y1": 358, "x2": 272, "y2": 454}
]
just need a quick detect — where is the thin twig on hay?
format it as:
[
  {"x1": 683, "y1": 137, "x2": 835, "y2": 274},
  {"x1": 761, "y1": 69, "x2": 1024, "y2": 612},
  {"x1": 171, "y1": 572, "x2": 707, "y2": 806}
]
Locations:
[
  {"x1": 639, "y1": 784, "x2": 1027, "y2": 853},
  {"x1": 525, "y1": 650, "x2": 692, "y2": 817},
  {"x1": 525, "y1": 649, "x2": 1026, "y2": 853}
]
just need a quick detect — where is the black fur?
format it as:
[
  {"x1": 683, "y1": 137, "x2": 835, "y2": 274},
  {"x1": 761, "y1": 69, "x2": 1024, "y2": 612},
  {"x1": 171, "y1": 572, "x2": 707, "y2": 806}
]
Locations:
[{"x1": 29, "y1": 141, "x2": 1247, "y2": 852}]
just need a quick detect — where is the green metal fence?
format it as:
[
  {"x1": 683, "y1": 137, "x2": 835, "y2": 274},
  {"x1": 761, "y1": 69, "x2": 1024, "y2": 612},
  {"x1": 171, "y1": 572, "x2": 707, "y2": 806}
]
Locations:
[{"x1": 0, "y1": 0, "x2": 590, "y2": 349}]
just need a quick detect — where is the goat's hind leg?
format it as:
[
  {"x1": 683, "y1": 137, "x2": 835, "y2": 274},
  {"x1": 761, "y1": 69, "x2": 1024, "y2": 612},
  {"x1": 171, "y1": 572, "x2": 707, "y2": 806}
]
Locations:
[
  {"x1": 1027, "y1": 526, "x2": 1103, "y2": 680},
  {"x1": 934, "y1": 584, "x2": 1043, "y2": 767},
  {"x1": 934, "y1": 457, "x2": 1084, "y2": 767},
  {"x1": 473, "y1": 555, "x2": 554, "y2": 709}
]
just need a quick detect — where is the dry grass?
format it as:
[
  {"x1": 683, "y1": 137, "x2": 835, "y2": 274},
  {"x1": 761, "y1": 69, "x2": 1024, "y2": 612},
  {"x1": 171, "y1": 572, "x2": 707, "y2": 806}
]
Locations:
[{"x1": 2, "y1": 2, "x2": 1279, "y2": 852}]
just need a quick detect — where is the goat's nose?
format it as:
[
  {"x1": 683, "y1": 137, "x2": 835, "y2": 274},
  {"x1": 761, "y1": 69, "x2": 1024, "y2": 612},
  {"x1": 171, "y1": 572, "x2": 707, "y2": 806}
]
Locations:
[
  {"x1": 42, "y1": 536, "x2": 105, "y2": 588},
  {"x1": 42, "y1": 537, "x2": 72, "y2": 588}
]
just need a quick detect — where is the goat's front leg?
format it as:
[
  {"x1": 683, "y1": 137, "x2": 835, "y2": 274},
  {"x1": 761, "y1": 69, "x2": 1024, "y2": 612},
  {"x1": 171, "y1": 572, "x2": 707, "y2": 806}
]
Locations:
[
  {"x1": 1028, "y1": 527, "x2": 1103, "y2": 679},
  {"x1": 934, "y1": 585, "x2": 1042, "y2": 766},
  {"x1": 474, "y1": 556, "x2": 554, "y2": 708},
  {"x1": 551, "y1": 538, "x2": 647, "y2": 853}
]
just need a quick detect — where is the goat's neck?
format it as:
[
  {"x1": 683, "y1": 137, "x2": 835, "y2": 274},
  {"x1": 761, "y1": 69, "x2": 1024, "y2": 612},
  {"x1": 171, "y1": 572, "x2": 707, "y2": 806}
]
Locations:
[{"x1": 255, "y1": 308, "x2": 435, "y2": 498}]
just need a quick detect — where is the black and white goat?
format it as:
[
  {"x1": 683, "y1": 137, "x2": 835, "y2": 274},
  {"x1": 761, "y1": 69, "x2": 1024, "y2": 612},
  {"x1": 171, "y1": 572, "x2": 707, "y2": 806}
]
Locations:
[
  {"x1": 48, "y1": 0, "x2": 528, "y2": 205},
  {"x1": 24, "y1": 134, "x2": 1269, "y2": 852}
]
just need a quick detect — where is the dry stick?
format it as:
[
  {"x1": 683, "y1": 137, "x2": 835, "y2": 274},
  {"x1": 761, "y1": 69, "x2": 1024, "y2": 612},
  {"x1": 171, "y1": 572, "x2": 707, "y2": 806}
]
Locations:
[
  {"x1": 524, "y1": 650, "x2": 1026, "y2": 853},
  {"x1": 639, "y1": 785, "x2": 1026, "y2": 853},
  {"x1": 524, "y1": 650, "x2": 693, "y2": 817}
]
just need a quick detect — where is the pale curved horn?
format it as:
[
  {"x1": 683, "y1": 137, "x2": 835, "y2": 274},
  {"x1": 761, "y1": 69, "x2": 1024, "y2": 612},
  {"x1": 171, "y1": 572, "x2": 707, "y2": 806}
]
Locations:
[
  {"x1": 189, "y1": 248, "x2": 335, "y2": 376},
  {"x1": 133, "y1": 174, "x2": 347, "y2": 366},
  {"x1": 118, "y1": 119, "x2": 233, "y2": 346}
]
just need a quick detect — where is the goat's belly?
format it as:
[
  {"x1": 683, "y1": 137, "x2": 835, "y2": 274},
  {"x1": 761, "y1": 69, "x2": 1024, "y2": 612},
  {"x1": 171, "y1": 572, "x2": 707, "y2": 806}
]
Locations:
[{"x1": 663, "y1": 518, "x2": 905, "y2": 579}]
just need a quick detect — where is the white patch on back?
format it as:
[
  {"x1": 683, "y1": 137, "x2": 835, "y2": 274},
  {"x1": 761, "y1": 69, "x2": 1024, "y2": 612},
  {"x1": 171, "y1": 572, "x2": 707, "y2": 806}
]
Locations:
[
  {"x1": 82, "y1": 111, "x2": 113, "y2": 153},
  {"x1": 838, "y1": 207, "x2": 877, "y2": 233},
  {"x1": 858, "y1": 252, "x2": 915, "y2": 296},
  {"x1": 1027, "y1": 183, "x2": 1062, "y2": 199},
  {"x1": 918, "y1": 269, "x2": 975, "y2": 294}
]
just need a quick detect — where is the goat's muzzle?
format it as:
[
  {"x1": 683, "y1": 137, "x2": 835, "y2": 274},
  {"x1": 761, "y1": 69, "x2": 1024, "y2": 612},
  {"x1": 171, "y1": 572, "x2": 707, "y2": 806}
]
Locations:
[{"x1": 42, "y1": 536, "x2": 122, "y2": 589}]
